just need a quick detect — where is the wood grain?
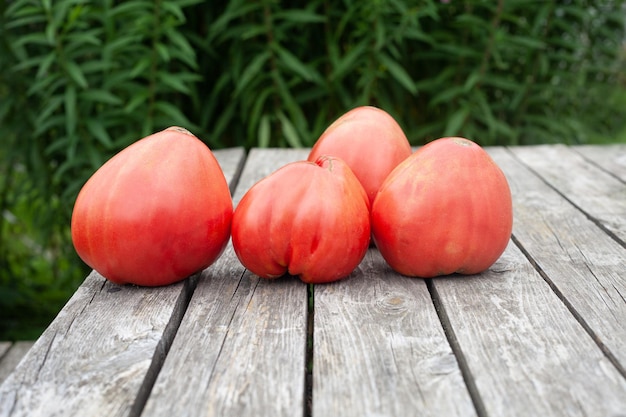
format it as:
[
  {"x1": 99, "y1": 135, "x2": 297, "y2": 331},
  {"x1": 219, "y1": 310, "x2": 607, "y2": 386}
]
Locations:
[
  {"x1": 213, "y1": 147, "x2": 246, "y2": 194},
  {"x1": 489, "y1": 147, "x2": 626, "y2": 373},
  {"x1": 313, "y1": 248, "x2": 476, "y2": 417},
  {"x1": 142, "y1": 148, "x2": 310, "y2": 417},
  {"x1": 0, "y1": 147, "x2": 246, "y2": 417},
  {"x1": 432, "y1": 240, "x2": 626, "y2": 417},
  {"x1": 510, "y1": 144, "x2": 626, "y2": 244},
  {"x1": 0, "y1": 343, "x2": 34, "y2": 384},
  {"x1": 3, "y1": 145, "x2": 625, "y2": 417},
  {"x1": 0, "y1": 344, "x2": 9, "y2": 362},
  {"x1": 572, "y1": 144, "x2": 626, "y2": 182}
]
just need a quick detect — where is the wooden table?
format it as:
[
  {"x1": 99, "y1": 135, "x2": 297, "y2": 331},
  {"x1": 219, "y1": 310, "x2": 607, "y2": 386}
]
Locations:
[{"x1": 1, "y1": 144, "x2": 625, "y2": 417}]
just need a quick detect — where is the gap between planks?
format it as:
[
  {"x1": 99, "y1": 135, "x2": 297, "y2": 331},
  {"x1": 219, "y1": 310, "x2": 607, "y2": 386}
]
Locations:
[
  {"x1": 426, "y1": 281, "x2": 488, "y2": 417},
  {"x1": 128, "y1": 147, "x2": 248, "y2": 417},
  {"x1": 500, "y1": 146, "x2": 626, "y2": 379}
]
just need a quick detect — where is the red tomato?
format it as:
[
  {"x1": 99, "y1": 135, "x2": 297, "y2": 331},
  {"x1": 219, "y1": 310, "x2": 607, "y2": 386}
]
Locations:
[
  {"x1": 371, "y1": 137, "x2": 513, "y2": 277},
  {"x1": 232, "y1": 156, "x2": 370, "y2": 284},
  {"x1": 71, "y1": 127, "x2": 233, "y2": 286},
  {"x1": 308, "y1": 106, "x2": 412, "y2": 206}
]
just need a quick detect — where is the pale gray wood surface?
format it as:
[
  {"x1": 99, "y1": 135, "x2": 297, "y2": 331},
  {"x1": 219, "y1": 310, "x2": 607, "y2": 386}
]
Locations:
[
  {"x1": 0, "y1": 343, "x2": 34, "y2": 385},
  {"x1": 313, "y1": 248, "x2": 476, "y2": 417},
  {"x1": 573, "y1": 144, "x2": 626, "y2": 182},
  {"x1": 0, "y1": 147, "x2": 246, "y2": 417},
  {"x1": 511, "y1": 144, "x2": 626, "y2": 244},
  {"x1": 432, "y1": 240, "x2": 626, "y2": 416},
  {"x1": 2, "y1": 145, "x2": 626, "y2": 417},
  {"x1": 0, "y1": 344, "x2": 9, "y2": 363},
  {"x1": 490, "y1": 147, "x2": 626, "y2": 373},
  {"x1": 142, "y1": 148, "x2": 310, "y2": 417}
]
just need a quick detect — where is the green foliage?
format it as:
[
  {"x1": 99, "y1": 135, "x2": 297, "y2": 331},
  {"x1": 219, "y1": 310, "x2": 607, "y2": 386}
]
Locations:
[
  {"x1": 1, "y1": 0, "x2": 625, "y2": 339},
  {"x1": 0, "y1": 0, "x2": 203, "y2": 339}
]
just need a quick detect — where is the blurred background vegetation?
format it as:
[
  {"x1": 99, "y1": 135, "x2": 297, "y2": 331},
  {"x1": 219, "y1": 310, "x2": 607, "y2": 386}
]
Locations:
[{"x1": 1, "y1": 0, "x2": 625, "y2": 340}]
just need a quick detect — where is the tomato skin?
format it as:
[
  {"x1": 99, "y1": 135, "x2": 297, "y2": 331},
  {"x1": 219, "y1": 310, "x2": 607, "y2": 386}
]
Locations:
[
  {"x1": 71, "y1": 127, "x2": 233, "y2": 286},
  {"x1": 232, "y1": 156, "x2": 370, "y2": 284},
  {"x1": 371, "y1": 137, "x2": 513, "y2": 277},
  {"x1": 308, "y1": 106, "x2": 412, "y2": 206}
]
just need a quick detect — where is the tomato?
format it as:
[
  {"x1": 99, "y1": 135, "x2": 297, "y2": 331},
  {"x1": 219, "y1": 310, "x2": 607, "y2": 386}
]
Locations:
[
  {"x1": 308, "y1": 106, "x2": 412, "y2": 206},
  {"x1": 71, "y1": 126, "x2": 233, "y2": 286},
  {"x1": 232, "y1": 156, "x2": 370, "y2": 284},
  {"x1": 371, "y1": 137, "x2": 513, "y2": 277}
]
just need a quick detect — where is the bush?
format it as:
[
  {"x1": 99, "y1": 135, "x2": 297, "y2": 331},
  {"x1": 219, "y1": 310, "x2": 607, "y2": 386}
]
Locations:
[{"x1": 1, "y1": 0, "x2": 625, "y2": 339}]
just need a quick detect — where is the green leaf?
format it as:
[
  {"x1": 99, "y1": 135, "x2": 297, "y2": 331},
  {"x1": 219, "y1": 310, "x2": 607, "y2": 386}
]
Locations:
[
  {"x1": 378, "y1": 52, "x2": 417, "y2": 95},
  {"x1": 5, "y1": 14, "x2": 47, "y2": 30},
  {"x1": 162, "y1": 1, "x2": 186, "y2": 22},
  {"x1": 430, "y1": 85, "x2": 465, "y2": 107},
  {"x1": 36, "y1": 52, "x2": 58, "y2": 79},
  {"x1": 65, "y1": 85, "x2": 77, "y2": 136},
  {"x1": 155, "y1": 42, "x2": 171, "y2": 62},
  {"x1": 164, "y1": 28, "x2": 197, "y2": 68},
  {"x1": 235, "y1": 52, "x2": 271, "y2": 96},
  {"x1": 157, "y1": 72, "x2": 192, "y2": 94},
  {"x1": 85, "y1": 119, "x2": 114, "y2": 148},
  {"x1": 65, "y1": 61, "x2": 88, "y2": 88},
  {"x1": 463, "y1": 70, "x2": 481, "y2": 92},
  {"x1": 13, "y1": 32, "x2": 50, "y2": 48},
  {"x1": 129, "y1": 57, "x2": 152, "y2": 79},
  {"x1": 272, "y1": 43, "x2": 322, "y2": 84},
  {"x1": 274, "y1": 9, "x2": 326, "y2": 24},
  {"x1": 330, "y1": 42, "x2": 367, "y2": 81},
  {"x1": 277, "y1": 111, "x2": 303, "y2": 148},
  {"x1": 79, "y1": 90, "x2": 122, "y2": 106},
  {"x1": 154, "y1": 101, "x2": 193, "y2": 127},
  {"x1": 109, "y1": 1, "x2": 152, "y2": 18},
  {"x1": 247, "y1": 87, "x2": 274, "y2": 142},
  {"x1": 506, "y1": 34, "x2": 546, "y2": 50},
  {"x1": 124, "y1": 91, "x2": 149, "y2": 113},
  {"x1": 258, "y1": 114, "x2": 270, "y2": 148},
  {"x1": 444, "y1": 106, "x2": 469, "y2": 137},
  {"x1": 35, "y1": 96, "x2": 64, "y2": 128}
]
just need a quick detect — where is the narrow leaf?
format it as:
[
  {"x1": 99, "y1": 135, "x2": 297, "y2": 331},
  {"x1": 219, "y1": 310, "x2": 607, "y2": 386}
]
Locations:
[
  {"x1": 273, "y1": 43, "x2": 322, "y2": 84},
  {"x1": 235, "y1": 52, "x2": 270, "y2": 96},
  {"x1": 444, "y1": 106, "x2": 469, "y2": 137},
  {"x1": 274, "y1": 10, "x2": 326, "y2": 23},
  {"x1": 378, "y1": 52, "x2": 417, "y2": 95},
  {"x1": 65, "y1": 85, "x2": 77, "y2": 135},
  {"x1": 79, "y1": 90, "x2": 123, "y2": 106},
  {"x1": 85, "y1": 119, "x2": 114, "y2": 148},
  {"x1": 65, "y1": 61, "x2": 88, "y2": 88},
  {"x1": 258, "y1": 114, "x2": 270, "y2": 148},
  {"x1": 154, "y1": 101, "x2": 193, "y2": 127},
  {"x1": 157, "y1": 72, "x2": 191, "y2": 94},
  {"x1": 277, "y1": 111, "x2": 303, "y2": 148}
]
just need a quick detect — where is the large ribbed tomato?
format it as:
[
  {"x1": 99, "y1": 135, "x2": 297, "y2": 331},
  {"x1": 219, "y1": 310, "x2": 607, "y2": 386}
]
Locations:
[
  {"x1": 308, "y1": 106, "x2": 412, "y2": 206},
  {"x1": 371, "y1": 137, "x2": 512, "y2": 277},
  {"x1": 71, "y1": 127, "x2": 232, "y2": 286},
  {"x1": 232, "y1": 156, "x2": 370, "y2": 284}
]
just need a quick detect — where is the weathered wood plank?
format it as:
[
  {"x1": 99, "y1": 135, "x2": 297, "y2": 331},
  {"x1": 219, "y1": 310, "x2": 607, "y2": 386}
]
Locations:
[
  {"x1": 489, "y1": 147, "x2": 626, "y2": 373},
  {"x1": 572, "y1": 144, "x2": 626, "y2": 182},
  {"x1": 432, "y1": 238, "x2": 626, "y2": 416},
  {"x1": 231, "y1": 148, "x2": 308, "y2": 205},
  {"x1": 313, "y1": 248, "x2": 476, "y2": 417},
  {"x1": 142, "y1": 148, "x2": 310, "y2": 417},
  {"x1": 214, "y1": 147, "x2": 246, "y2": 194},
  {"x1": 510, "y1": 144, "x2": 626, "y2": 244},
  {"x1": 0, "y1": 344, "x2": 10, "y2": 361},
  {"x1": 0, "y1": 343, "x2": 34, "y2": 384},
  {"x1": 0, "y1": 147, "x2": 246, "y2": 417}
]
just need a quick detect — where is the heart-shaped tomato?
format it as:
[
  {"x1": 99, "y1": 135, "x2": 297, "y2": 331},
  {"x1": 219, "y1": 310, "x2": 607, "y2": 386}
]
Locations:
[
  {"x1": 232, "y1": 156, "x2": 370, "y2": 284},
  {"x1": 371, "y1": 137, "x2": 512, "y2": 277},
  {"x1": 71, "y1": 126, "x2": 232, "y2": 286}
]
